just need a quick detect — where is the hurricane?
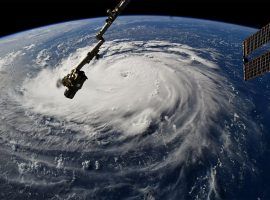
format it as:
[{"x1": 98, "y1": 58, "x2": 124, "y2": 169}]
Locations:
[{"x1": 0, "y1": 17, "x2": 266, "y2": 200}]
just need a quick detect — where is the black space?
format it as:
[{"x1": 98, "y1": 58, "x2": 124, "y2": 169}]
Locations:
[{"x1": 0, "y1": 0, "x2": 269, "y2": 37}]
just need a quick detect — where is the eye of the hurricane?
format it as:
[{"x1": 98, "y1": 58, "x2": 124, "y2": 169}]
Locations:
[{"x1": 18, "y1": 40, "x2": 224, "y2": 141}]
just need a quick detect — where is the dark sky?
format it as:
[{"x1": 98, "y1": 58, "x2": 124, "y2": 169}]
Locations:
[{"x1": 0, "y1": 0, "x2": 269, "y2": 37}]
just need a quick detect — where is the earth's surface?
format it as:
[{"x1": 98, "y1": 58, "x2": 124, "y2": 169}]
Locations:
[{"x1": 0, "y1": 16, "x2": 269, "y2": 200}]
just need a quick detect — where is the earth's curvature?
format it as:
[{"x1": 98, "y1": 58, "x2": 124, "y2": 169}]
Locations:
[{"x1": 0, "y1": 16, "x2": 270, "y2": 200}]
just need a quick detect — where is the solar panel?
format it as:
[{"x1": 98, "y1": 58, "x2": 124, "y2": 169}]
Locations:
[
  {"x1": 243, "y1": 23, "x2": 270, "y2": 57},
  {"x1": 244, "y1": 50, "x2": 270, "y2": 80}
]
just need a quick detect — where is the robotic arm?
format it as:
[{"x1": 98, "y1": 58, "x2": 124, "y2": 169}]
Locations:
[
  {"x1": 62, "y1": 0, "x2": 130, "y2": 99},
  {"x1": 96, "y1": 0, "x2": 130, "y2": 40}
]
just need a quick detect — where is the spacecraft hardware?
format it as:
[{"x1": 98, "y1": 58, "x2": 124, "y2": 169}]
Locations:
[
  {"x1": 243, "y1": 22, "x2": 270, "y2": 80},
  {"x1": 62, "y1": 0, "x2": 130, "y2": 99}
]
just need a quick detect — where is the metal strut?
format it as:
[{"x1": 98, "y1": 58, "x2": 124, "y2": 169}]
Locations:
[{"x1": 62, "y1": 0, "x2": 130, "y2": 99}]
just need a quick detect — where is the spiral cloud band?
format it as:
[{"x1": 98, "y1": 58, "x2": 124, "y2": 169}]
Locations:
[
  {"x1": 21, "y1": 40, "x2": 225, "y2": 138},
  {"x1": 1, "y1": 39, "x2": 248, "y2": 199}
]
